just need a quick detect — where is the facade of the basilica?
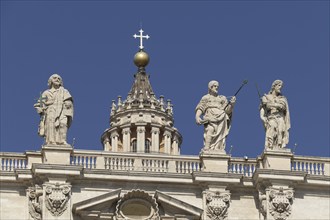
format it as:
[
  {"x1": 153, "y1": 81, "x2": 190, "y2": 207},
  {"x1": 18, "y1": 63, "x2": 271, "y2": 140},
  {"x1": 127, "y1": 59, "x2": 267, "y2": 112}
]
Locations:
[{"x1": 1, "y1": 30, "x2": 329, "y2": 220}]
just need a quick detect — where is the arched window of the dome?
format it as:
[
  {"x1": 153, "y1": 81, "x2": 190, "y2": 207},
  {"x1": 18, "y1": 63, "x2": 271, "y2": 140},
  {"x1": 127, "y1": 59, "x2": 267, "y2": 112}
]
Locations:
[
  {"x1": 131, "y1": 139, "x2": 137, "y2": 153},
  {"x1": 145, "y1": 139, "x2": 151, "y2": 153}
]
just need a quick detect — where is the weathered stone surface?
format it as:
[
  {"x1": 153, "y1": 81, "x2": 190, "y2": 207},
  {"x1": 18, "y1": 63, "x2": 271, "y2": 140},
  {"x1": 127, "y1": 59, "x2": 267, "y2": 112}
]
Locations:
[
  {"x1": 34, "y1": 74, "x2": 73, "y2": 146},
  {"x1": 195, "y1": 80, "x2": 236, "y2": 153},
  {"x1": 260, "y1": 80, "x2": 290, "y2": 150}
]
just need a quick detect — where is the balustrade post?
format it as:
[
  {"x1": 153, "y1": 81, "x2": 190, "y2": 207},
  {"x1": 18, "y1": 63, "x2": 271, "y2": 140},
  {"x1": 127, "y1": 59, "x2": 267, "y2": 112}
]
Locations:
[
  {"x1": 134, "y1": 157, "x2": 143, "y2": 171},
  {"x1": 95, "y1": 155, "x2": 105, "y2": 169},
  {"x1": 26, "y1": 151, "x2": 42, "y2": 168},
  {"x1": 168, "y1": 160, "x2": 177, "y2": 173}
]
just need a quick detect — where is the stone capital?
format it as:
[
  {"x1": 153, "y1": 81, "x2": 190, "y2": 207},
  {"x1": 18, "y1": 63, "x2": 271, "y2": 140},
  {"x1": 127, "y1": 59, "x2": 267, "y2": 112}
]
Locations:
[
  {"x1": 151, "y1": 127, "x2": 160, "y2": 134},
  {"x1": 110, "y1": 130, "x2": 119, "y2": 138},
  {"x1": 121, "y1": 127, "x2": 131, "y2": 135},
  {"x1": 137, "y1": 126, "x2": 146, "y2": 133},
  {"x1": 163, "y1": 130, "x2": 172, "y2": 137}
]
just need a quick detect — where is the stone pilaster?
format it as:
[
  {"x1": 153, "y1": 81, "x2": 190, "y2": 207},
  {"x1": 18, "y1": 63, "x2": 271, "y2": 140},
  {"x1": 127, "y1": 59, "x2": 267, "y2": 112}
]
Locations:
[
  {"x1": 110, "y1": 130, "x2": 119, "y2": 152},
  {"x1": 121, "y1": 127, "x2": 131, "y2": 152},
  {"x1": 137, "y1": 125, "x2": 146, "y2": 153},
  {"x1": 163, "y1": 129, "x2": 172, "y2": 154},
  {"x1": 172, "y1": 135, "x2": 179, "y2": 155},
  {"x1": 151, "y1": 127, "x2": 160, "y2": 153},
  {"x1": 103, "y1": 135, "x2": 111, "y2": 151}
]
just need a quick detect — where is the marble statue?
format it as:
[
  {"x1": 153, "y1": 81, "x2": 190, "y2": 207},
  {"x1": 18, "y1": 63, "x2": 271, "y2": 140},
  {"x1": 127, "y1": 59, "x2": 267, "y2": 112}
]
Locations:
[
  {"x1": 34, "y1": 74, "x2": 73, "y2": 145},
  {"x1": 195, "y1": 80, "x2": 236, "y2": 152},
  {"x1": 260, "y1": 80, "x2": 290, "y2": 149}
]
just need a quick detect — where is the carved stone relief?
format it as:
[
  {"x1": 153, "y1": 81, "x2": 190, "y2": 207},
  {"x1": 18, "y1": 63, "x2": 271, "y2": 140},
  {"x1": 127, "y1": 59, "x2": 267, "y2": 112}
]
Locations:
[
  {"x1": 269, "y1": 187, "x2": 294, "y2": 220},
  {"x1": 27, "y1": 185, "x2": 43, "y2": 220},
  {"x1": 205, "y1": 191, "x2": 231, "y2": 220},
  {"x1": 44, "y1": 183, "x2": 71, "y2": 217},
  {"x1": 115, "y1": 189, "x2": 159, "y2": 220},
  {"x1": 258, "y1": 191, "x2": 267, "y2": 218}
]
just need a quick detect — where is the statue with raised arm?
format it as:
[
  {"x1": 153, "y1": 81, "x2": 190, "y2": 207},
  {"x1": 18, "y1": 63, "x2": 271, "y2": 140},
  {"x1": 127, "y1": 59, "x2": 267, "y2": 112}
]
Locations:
[
  {"x1": 34, "y1": 74, "x2": 73, "y2": 145},
  {"x1": 260, "y1": 80, "x2": 290, "y2": 149},
  {"x1": 195, "y1": 80, "x2": 236, "y2": 152}
]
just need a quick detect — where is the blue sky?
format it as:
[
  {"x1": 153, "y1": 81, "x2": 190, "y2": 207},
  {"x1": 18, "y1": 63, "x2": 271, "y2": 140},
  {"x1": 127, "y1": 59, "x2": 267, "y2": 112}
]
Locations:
[{"x1": 1, "y1": 1, "x2": 329, "y2": 157}]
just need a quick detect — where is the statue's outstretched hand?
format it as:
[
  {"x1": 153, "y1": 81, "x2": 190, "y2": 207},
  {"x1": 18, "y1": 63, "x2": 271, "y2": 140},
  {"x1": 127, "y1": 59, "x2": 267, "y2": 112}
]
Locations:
[
  {"x1": 230, "y1": 96, "x2": 236, "y2": 104},
  {"x1": 196, "y1": 117, "x2": 203, "y2": 125}
]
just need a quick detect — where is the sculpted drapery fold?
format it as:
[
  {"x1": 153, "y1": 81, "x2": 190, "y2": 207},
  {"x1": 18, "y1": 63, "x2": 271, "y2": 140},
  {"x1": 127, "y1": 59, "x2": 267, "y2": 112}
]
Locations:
[
  {"x1": 195, "y1": 80, "x2": 235, "y2": 152},
  {"x1": 260, "y1": 80, "x2": 290, "y2": 149},
  {"x1": 35, "y1": 74, "x2": 73, "y2": 145}
]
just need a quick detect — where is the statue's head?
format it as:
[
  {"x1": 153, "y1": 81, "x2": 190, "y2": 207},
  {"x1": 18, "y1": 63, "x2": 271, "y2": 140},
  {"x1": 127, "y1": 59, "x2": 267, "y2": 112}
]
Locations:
[
  {"x1": 48, "y1": 74, "x2": 63, "y2": 88},
  {"x1": 270, "y1": 79, "x2": 283, "y2": 94},
  {"x1": 208, "y1": 80, "x2": 219, "y2": 95}
]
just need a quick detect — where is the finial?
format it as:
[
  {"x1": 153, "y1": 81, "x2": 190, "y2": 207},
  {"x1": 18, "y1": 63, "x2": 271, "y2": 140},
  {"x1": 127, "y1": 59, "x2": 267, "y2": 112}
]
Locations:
[
  {"x1": 133, "y1": 29, "x2": 150, "y2": 50},
  {"x1": 133, "y1": 29, "x2": 150, "y2": 68}
]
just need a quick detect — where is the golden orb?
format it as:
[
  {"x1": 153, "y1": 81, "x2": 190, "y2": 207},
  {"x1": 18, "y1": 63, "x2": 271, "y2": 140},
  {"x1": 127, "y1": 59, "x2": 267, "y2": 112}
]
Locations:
[{"x1": 134, "y1": 51, "x2": 149, "y2": 67}]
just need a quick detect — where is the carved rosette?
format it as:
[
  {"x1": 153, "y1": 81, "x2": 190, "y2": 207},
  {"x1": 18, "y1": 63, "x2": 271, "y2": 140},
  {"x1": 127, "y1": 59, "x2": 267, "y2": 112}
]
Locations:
[
  {"x1": 269, "y1": 187, "x2": 294, "y2": 220},
  {"x1": 115, "y1": 189, "x2": 159, "y2": 220},
  {"x1": 27, "y1": 185, "x2": 43, "y2": 220},
  {"x1": 205, "y1": 191, "x2": 231, "y2": 220},
  {"x1": 44, "y1": 183, "x2": 71, "y2": 217}
]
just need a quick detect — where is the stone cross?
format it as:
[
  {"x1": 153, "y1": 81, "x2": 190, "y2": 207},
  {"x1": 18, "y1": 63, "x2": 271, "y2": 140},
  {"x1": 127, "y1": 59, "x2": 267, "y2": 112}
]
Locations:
[{"x1": 133, "y1": 29, "x2": 150, "y2": 50}]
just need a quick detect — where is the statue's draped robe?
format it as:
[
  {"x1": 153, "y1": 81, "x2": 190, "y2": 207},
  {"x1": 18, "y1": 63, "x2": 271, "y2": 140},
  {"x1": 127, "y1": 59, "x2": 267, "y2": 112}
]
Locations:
[
  {"x1": 196, "y1": 94, "x2": 232, "y2": 150},
  {"x1": 40, "y1": 87, "x2": 73, "y2": 144},
  {"x1": 260, "y1": 94, "x2": 290, "y2": 149}
]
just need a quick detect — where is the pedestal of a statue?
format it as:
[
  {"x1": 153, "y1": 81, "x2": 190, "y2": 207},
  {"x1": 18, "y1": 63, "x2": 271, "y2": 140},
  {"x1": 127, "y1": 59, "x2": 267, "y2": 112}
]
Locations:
[
  {"x1": 260, "y1": 148, "x2": 293, "y2": 171},
  {"x1": 41, "y1": 144, "x2": 73, "y2": 165},
  {"x1": 199, "y1": 149, "x2": 230, "y2": 173}
]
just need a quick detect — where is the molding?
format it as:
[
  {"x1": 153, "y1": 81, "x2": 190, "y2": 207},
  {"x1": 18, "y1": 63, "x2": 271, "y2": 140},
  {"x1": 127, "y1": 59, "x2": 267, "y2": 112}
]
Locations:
[
  {"x1": 155, "y1": 190, "x2": 203, "y2": 217},
  {"x1": 193, "y1": 172, "x2": 241, "y2": 184},
  {"x1": 32, "y1": 164, "x2": 83, "y2": 177},
  {"x1": 72, "y1": 188, "x2": 121, "y2": 214}
]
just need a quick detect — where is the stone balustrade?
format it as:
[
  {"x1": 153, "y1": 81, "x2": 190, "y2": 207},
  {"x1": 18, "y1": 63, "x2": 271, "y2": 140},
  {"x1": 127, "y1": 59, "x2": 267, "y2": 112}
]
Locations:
[
  {"x1": 0, "y1": 153, "x2": 27, "y2": 171},
  {"x1": 1, "y1": 151, "x2": 329, "y2": 177},
  {"x1": 228, "y1": 157, "x2": 258, "y2": 177},
  {"x1": 291, "y1": 155, "x2": 330, "y2": 175},
  {"x1": 70, "y1": 150, "x2": 202, "y2": 174}
]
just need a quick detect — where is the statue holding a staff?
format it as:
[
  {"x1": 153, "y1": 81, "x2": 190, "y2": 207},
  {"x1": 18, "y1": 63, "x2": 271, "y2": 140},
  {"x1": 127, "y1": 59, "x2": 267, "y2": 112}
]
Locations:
[{"x1": 195, "y1": 80, "x2": 247, "y2": 152}]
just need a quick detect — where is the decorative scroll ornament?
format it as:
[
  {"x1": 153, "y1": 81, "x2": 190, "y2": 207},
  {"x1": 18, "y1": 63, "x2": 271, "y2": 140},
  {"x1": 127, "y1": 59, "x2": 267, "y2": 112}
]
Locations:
[
  {"x1": 115, "y1": 189, "x2": 159, "y2": 220},
  {"x1": 269, "y1": 187, "x2": 294, "y2": 220},
  {"x1": 28, "y1": 185, "x2": 43, "y2": 220},
  {"x1": 206, "y1": 191, "x2": 231, "y2": 220},
  {"x1": 45, "y1": 183, "x2": 71, "y2": 216},
  {"x1": 258, "y1": 192, "x2": 267, "y2": 217}
]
